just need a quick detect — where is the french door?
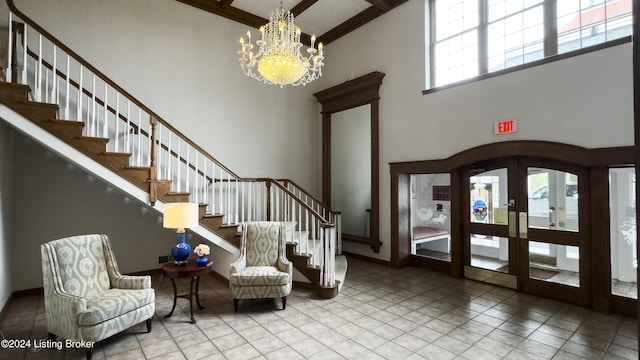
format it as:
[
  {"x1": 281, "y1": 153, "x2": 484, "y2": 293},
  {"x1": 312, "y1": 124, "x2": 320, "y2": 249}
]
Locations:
[{"x1": 463, "y1": 159, "x2": 590, "y2": 306}]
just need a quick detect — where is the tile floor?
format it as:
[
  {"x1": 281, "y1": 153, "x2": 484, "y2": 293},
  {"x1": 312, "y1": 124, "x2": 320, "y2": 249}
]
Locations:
[{"x1": 0, "y1": 257, "x2": 638, "y2": 360}]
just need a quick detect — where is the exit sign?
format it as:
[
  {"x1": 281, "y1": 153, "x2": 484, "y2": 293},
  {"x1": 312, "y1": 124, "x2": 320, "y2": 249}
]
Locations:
[{"x1": 495, "y1": 119, "x2": 517, "y2": 135}]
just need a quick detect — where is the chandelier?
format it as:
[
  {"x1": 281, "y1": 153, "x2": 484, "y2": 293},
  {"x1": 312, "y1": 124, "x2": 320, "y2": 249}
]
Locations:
[{"x1": 238, "y1": 1, "x2": 324, "y2": 87}]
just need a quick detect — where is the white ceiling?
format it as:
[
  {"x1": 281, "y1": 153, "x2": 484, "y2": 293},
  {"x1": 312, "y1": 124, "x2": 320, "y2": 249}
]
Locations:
[
  {"x1": 177, "y1": 0, "x2": 408, "y2": 44},
  {"x1": 232, "y1": 0, "x2": 371, "y2": 37}
]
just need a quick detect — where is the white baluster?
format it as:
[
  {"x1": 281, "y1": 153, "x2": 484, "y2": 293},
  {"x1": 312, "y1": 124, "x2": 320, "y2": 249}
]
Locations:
[
  {"x1": 44, "y1": 68, "x2": 48, "y2": 103},
  {"x1": 6, "y1": 12, "x2": 12, "y2": 82},
  {"x1": 167, "y1": 132, "x2": 172, "y2": 182},
  {"x1": 194, "y1": 153, "x2": 199, "y2": 204},
  {"x1": 51, "y1": 46, "x2": 56, "y2": 105},
  {"x1": 157, "y1": 123, "x2": 162, "y2": 177},
  {"x1": 211, "y1": 162, "x2": 216, "y2": 215},
  {"x1": 241, "y1": 181, "x2": 245, "y2": 223},
  {"x1": 219, "y1": 167, "x2": 223, "y2": 220},
  {"x1": 91, "y1": 75, "x2": 96, "y2": 136},
  {"x1": 247, "y1": 180, "x2": 252, "y2": 221},
  {"x1": 102, "y1": 83, "x2": 107, "y2": 137},
  {"x1": 137, "y1": 109, "x2": 142, "y2": 165},
  {"x1": 114, "y1": 94, "x2": 119, "y2": 152},
  {"x1": 77, "y1": 65, "x2": 82, "y2": 122},
  {"x1": 36, "y1": 34, "x2": 42, "y2": 101},
  {"x1": 235, "y1": 178, "x2": 239, "y2": 223},
  {"x1": 176, "y1": 140, "x2": 181, "y2": 193},
  {"x1": 126, "y1": 101, "x2": 131, "y2": 153},
  {"x1": 227, "y1": 173, "x2": 232, "y2": 224},
  {"x1": 21, "y1": 24, "x2": 26, "y2": 84},
  {"x1": 203, "y1": 160, "x2": 208, "y2": 211},
  {"x1": 64, "y1": 54, "x2": 71, "y2": 120},
  {"x1": 185, "y1": 145, "x2": 190, "y2": 194}
]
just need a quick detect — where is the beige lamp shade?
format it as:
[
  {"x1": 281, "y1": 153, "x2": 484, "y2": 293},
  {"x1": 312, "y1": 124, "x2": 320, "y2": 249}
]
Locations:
[{"x1": 163, "y1": 203, "x2": 199, "y2": 229}]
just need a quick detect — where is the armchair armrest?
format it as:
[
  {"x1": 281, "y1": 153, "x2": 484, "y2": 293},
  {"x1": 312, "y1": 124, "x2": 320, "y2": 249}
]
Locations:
[
  {"x1": 230, "y1": 256, "x2": 246, "y2": 276},
  {"x1": 48, "y1": 291, "x2": 87, "y2": 315},
  {"x1": 277, "y1": 256, "x2": 293, "y2": 277},
  {"x1": 111, "y1": 274, "x2": 151, "y2": 290}
]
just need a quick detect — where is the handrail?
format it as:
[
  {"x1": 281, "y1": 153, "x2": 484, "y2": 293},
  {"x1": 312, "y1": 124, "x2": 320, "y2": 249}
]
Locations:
[
  {"x1": 255, "y1": 178, "x2": 330, "y2": 222},
  {"x1": 276, "y1": 178, "x2": 333, "y2": 212},
  {"x1": 6, "y1": 0, "x2": 339, "y2": 287},
  {"x1": 6, "y1": 0, "x2": 241, "y2": 181}
]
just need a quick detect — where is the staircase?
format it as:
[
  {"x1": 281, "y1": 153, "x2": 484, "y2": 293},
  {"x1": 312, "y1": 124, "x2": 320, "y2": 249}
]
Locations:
[{"x1": 1, "y1": 0, "x2": 346, "y2": 298}]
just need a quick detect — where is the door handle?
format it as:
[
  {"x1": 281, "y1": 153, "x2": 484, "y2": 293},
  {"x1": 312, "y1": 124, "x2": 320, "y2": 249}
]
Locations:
[{"x1": 549, "y1": 222, "x2": 556, "y2": 227}]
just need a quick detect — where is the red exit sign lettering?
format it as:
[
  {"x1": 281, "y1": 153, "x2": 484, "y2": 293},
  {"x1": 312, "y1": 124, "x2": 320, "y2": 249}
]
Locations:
[{"x1": 494, "y1": 119, "x2": 517, "y2": 135}]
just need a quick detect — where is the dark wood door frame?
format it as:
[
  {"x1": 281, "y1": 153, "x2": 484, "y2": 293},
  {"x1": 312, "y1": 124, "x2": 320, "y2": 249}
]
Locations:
[
  {"x1": 390, "y1": 140, "x2": 634, "y2": 314},
  {"x1": 313, "y1": 71, "x2": 385, "y2": 252}
]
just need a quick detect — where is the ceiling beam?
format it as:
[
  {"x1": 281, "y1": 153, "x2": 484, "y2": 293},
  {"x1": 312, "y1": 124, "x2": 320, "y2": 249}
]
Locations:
[
  {"x1": 220, "y1": 0, "x2": 233, "y2": 9},
  {"x1": 176, "y1": 0, "x2": 267, "y2": 29},
  {"x1": 365, "y1": 0, "x2": 391, "y2": 11},
  {"x1": 318, "y1": 0, "x2": 408, "y2": 44},
  {"x1": 318, "y1": 6, "x2": 383, "y2": 45},
  {"x1": 291, "y1": 0, "x2": 317, "y2": 17}
]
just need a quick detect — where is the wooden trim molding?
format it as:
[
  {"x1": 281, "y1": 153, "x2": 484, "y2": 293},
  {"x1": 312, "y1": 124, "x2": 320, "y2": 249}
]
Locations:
[
  {"x1": 390, "y1": 141, "x2": 634, "y2": 315},
  {"x1": 390, "y1": 141, "x2": 634, "y2": 175},
  {"x1": 314, "y1": 72, "x2": 385, "y2": 253}
]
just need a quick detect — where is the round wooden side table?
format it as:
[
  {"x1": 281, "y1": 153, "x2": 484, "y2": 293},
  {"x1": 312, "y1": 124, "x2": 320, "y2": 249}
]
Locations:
[{"x1": 161, "y1": 261, "x2": 213, "y2": 324}]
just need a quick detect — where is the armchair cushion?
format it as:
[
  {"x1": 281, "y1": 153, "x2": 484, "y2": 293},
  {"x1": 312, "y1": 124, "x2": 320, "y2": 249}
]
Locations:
[
  {"x1": 79, "y1": 288, "x2": 155, "y2": 326},
  {"x1": 231, "y1": 266, "x2": 290, "y2": 286}
]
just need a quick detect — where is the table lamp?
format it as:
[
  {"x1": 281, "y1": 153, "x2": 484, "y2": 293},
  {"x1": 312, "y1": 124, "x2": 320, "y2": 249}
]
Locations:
[{"x1": 163, "y1": 202, "x2": 199, "y2": 266}]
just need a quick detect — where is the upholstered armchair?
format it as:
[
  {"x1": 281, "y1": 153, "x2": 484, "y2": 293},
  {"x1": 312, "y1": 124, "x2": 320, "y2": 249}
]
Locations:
[
  {"x1": 230, "y1": 222, "x2": 292, "y2": 312},
  {"x1": 41, "y1": 234, "x2": 155, "y2": 359}
]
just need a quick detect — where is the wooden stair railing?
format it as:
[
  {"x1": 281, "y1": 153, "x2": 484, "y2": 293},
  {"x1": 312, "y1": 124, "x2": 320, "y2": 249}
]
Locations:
[
  {"x1": 3, "y1": 0, "x2": 340, "y2": 294},
  {"x1": 278, "y1": 178, "x2": 342, "y2": 254}
]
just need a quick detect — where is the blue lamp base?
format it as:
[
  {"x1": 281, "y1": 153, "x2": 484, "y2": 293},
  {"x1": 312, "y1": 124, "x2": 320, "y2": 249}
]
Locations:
[{"x1": 171, "y1": 231, "x2": 191, "y2": 266}]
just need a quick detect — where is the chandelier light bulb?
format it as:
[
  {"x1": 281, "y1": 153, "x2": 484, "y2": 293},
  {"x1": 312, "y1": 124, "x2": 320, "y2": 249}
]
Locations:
[{"x1": 237, "y1": 1, "x2": 325, "y2": 87}]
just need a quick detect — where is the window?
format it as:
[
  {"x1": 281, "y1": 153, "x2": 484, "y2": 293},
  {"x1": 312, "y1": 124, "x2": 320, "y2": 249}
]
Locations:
[{"x1": 429, "y1": 0, "x2": 632, "y2": 88}]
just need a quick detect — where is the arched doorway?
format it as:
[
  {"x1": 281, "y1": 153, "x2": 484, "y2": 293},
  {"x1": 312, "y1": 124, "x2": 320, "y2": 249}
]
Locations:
[{"x1": 390, "y1": 141, "x2": 634, "y2": 313}]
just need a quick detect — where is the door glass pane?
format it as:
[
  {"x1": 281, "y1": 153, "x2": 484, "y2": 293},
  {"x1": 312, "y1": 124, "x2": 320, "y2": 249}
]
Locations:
[
  {"x1": 470, "y1": 168, "x2": 508, "y2": 225},
  {"x1": 527, "y1": 168, "x2": 578, "y2": 232},
  {"x1": 529, "y1": 240, "x2": 580, "y2": 287},
  {"x1": 411, "y1": 174, "x2": 451, "y2": 261},
  {"x1": 470, "y1": 233, "x2": 509, "y2": 272},
  {"x1": 609, "y1": 167, "x2": 637, "y2": 299}
]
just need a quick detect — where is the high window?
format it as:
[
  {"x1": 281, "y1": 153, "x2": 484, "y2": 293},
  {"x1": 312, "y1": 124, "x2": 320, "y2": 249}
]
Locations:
[{"x1": 429, "y1": 0, "x2": 632, "y2": 88}]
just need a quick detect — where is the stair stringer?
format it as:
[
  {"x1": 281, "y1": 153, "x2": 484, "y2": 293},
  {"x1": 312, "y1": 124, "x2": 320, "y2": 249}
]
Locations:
[{"x1": 0, "y1": 103, "x2": 240, "y2": 260}]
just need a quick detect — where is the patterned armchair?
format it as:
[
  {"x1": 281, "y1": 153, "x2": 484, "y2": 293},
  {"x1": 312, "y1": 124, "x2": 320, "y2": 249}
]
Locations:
[
  {"x1": 230, "y1": 222, "x2": 292, "y2": 312},
  {"x1": 41, "y1": 234, "x2": 155, "y2": 359}
]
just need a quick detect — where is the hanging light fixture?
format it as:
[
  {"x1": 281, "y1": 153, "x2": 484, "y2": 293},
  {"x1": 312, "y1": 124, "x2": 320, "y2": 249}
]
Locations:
[{"x1": 238, "y1": 0, "x2": 324, "y2": 87}]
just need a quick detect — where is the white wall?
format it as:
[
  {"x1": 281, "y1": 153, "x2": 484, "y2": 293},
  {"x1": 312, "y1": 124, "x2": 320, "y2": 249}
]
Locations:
[
  {"x1": 9, "y1": 131, "x2": 218, "y2": 290},
  {"x1": 319, "y1": 0, "x2": 634, "y2": 261},
  {"x1": 0, "y1": 122, "x2": 13, "y2": 307},
  {"x1": 9, "y1": 0, "x2": 321, "y2": 189}
]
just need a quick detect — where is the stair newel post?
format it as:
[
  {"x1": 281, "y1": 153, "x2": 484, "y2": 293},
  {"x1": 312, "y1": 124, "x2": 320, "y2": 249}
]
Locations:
[
  {"x1": 149, "y1": 116, "x2": 158, "y2": 205},
  {"x1": 265, "y1": 180, "x2": 272, "y2": 221}
]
